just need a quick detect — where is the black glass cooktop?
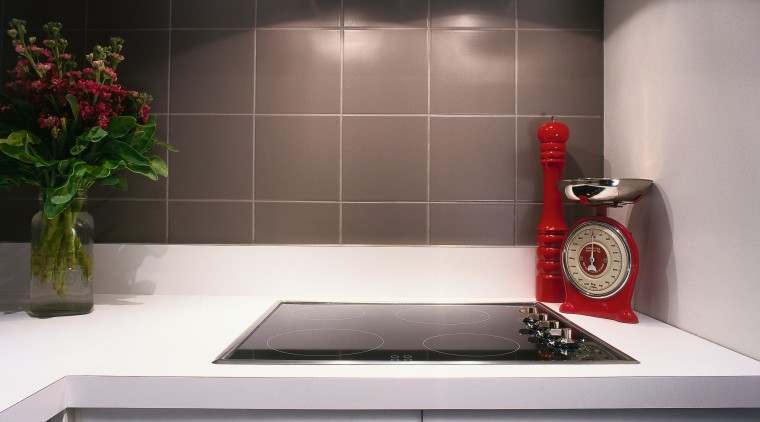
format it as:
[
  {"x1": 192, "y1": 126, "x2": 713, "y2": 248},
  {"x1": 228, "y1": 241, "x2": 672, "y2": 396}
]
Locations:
[{"x1": 214, "y1": 302, "x2": 636, "y2": 364}]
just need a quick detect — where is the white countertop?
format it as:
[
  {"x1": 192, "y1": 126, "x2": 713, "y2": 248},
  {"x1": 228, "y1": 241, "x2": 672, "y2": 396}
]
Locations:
[{"x1": 2, "y1": 294, "x2": 760, "y2": 421}]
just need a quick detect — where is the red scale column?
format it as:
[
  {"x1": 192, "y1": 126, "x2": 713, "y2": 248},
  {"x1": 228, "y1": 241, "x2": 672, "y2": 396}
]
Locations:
[{"x1": 536, "y1": 118, "x2": 569, "y2": 303}]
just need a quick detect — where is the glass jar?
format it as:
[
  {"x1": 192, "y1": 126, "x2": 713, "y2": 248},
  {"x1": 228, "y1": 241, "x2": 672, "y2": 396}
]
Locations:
[{"x1": 30, "y1": 191, "x2": 94, "y2": 317}]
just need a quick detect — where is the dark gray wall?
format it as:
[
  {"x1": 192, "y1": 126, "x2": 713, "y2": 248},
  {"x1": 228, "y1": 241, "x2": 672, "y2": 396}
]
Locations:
[{"x1": 0, "y1": 0, "x2": 603, "y2": 245}]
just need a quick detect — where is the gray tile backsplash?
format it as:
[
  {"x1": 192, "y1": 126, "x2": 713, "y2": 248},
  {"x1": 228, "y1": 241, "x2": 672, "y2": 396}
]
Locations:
[
  {"x1": 345, "y1": 0, "x2": 428, "y2": 28},
  {"x1": 0, "y1": 0, "x2": 603, "y2": 246},
  {"x1": 431, "y1": 0, "x2": 516, "y2": 28},
  {"x1": 255, "y1": 29, "x2": 341, "y2": 113},
  {"x1": 172, "y1": 0, "x2": 256, "y2": 29},
  {"x1": 168, "y1": 115, "x2": 254, "y2": 200},
  {"x1": 430, "y1": 30, "x2": 516, "y2": 114},
  {"x1": 343, "y1": 203, "x2": 427, "y2": 245},
  {"x1": 255, "y1": 116, "x2": 341, "y2": 201},
  {"x1": 430, "y1": 117, "x2": 516, "y2": 201},
  {"x1": 170, "y1": 30, "x2": 255, "y2": 114},
  {"x1": 343, "y1": 29, "x2": 428, "y2": 114},
  {"x1": 254, "y1": 202, "x2": 339, "y2": 244},
  {"x1": 342, "y1": 116, "x2": 428, "y2": 201}
]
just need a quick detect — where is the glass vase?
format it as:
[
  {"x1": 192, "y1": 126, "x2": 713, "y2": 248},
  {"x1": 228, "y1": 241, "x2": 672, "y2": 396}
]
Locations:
[{"x1": 30, "y1": 191, "x2": 94, "y2": 317}]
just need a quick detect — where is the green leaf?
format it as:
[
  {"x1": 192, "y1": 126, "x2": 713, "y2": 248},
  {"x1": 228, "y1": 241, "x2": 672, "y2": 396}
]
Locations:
[
  {"x1": 82, "y1": 126, "x2": 108, "y2": 142},
  {"x1": 0, "y1": 144, "x2": 34, "y2": 163},
  {"x1": 106, "y1": 116, "x2": 136, "y2": 138},
  {"x1": 50, "y1": 184, "x2": 77, "y2": 205},
  {"x1": 125, "y1": 161, "x2": 158, "y2": 181},
  {"x1": 66, "y1": 94, "x2": 80, "y2": 124},
  {"x1": 0, "y1": 144, "x2": 54, "y2": 167},
  {"x1": 136, "y1": 118, "x2": 157, "y2": 139},
  {"x1": 0, "y1": 171, "x2": 39, "y2": 187},
  {"x1": 101, "y1": 159, "x2": 125, "y2": 170},
  {"x1": 124, "y1": 130, "x2": 152, "y2": 152},
  {"x1": 44, "y1": 199, "x2": 69, "y2": 218},
  {"x1": 58, "y1": 159, "x2": 72, "y2": 174},
  {"x1": 154, "y1": 141, "x2": 178, "y2": 152},
  {"x1": 102, "y1": 140, "x2": 150, "y2": 166},
  {"x1": 97, "y1": 174, "x2": 128, "y2": 190},
  {"x1": 0, "y1": 156, "x2": 38, "y2": 187},
  {"x1": 148, "y1": 155, "x2": 168, "y2": 177},
  {"x1": 50, "y1": 161, "x2": 86, "y2": 204},
  {"x1": 1, "y1": 130, "x2": 37, "y2": 147},
  {"x1": 85, "y1": 164, "x2": 110, "y2": 179},
  {"x1": 70, "y1": 143, "x2": 87, "y2": 155},
  {"x1": 71, "y1": 126, "x2": 108, "y2": 155}
]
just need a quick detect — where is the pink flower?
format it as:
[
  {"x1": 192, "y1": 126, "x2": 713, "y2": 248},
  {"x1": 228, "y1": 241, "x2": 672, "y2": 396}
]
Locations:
[{"x1": 38, "y1": 115, "x2": 61, "y2": 128}]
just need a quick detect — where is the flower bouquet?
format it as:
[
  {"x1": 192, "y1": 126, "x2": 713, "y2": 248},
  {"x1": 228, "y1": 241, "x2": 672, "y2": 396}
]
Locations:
[{"x1": 0, "y1": 20, "x2": 173, "y2": 315}]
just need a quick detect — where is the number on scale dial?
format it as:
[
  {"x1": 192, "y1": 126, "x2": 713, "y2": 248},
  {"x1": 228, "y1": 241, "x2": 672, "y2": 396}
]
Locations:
[{"x1": 562, "y1": 221, "x2": 632, "y2": 298}]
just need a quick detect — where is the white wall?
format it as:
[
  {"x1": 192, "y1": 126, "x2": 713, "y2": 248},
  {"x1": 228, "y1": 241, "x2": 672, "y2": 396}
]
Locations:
[{"x1": 604, "y1": 0, "x2": 760, "y2": 360}]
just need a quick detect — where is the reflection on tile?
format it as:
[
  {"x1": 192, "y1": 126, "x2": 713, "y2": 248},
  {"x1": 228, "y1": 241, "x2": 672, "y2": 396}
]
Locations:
[
  {"x1": 170, "y1": 30, "x2": 254, "y2": 113},
  {"x1": 431, "y1": 30, "x2": 515, "y2": 114},
  {"x1": 172, "y1": 0, "x2": 255, "y2": 28},
  {"x1": 432, "y1": 0, "x2": 516, "y2": 28},
  {"x1": 255, "y1": 116, "x2": 340, "y2": 201},
  {"x1": 168, "y1": 115, "x2": 253, "y2": 200},
  {"x1": 90, "y1": 199, "x2": 167, "y2": 243},
  {"x1": 254, "y1": 202, "x2": 339, "y2": 244},
  {"x1": 344, "y1": 0, "x2": 428, "y2": 28},
  {"x1": 431, "y1": 203, "x2": 514, "y2": 245},
  {"x1": 343, "y1": 30, "x2": 428, "y2": 114},
  {"x1": 88, "y1": 0, "x2": 170, "y2": 29},
  {"x1": 343, "y1": 116, "x2": 427, "y2": 201},
  {"x1": 342, "y1": 203, "x2": 427, "y2": 245},
  {"x1": 257, "y1": 0, "x2": 340, "y2": 28},
  {"x1": 256, "y1": 30, "x2": 340, "y2": 113},
  {"x1": 431, "y1": 117, "x2": 515, "y2": 200},
  {"x1": 517, "y1": 31, "x2": 603, "y2": 116},
  {"x1": 517, "y1": 0, "x2": 603, "y2": 29},
  {"x1": 169, "y1": 201, "x2": 252, "y2": 244},
  {"x1": 515, "y1": 116, "x2": 603, "y2": 201},
  {"x1": 89, "y1": 31, "x2": 170, "y2": 113}
]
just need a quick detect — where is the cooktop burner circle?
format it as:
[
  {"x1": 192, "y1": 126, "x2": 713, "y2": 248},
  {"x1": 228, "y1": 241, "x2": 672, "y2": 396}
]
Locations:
[
  {"x1": 267, "y1": 328, "x2": 384, "y2": 357},
  {"x1": 422, "y1": 333, "x2": 521, "y2": 357},
  {"x1": 395, "y1": 305, "x2": 491, "y2": 325},
  {"x1": 290, "y1": 305, "x2": 366, "y2": 321}
]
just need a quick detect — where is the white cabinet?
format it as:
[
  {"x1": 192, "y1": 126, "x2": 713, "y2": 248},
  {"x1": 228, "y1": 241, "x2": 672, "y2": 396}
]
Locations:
[{"x1": 72, "y1": 409, "x2": 421, "y2": 422}]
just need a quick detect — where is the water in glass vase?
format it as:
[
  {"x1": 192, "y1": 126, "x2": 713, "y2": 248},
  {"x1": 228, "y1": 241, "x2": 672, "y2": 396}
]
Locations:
[{"x1": 30, "y1": 191, "x2": 94, "y2": 317}]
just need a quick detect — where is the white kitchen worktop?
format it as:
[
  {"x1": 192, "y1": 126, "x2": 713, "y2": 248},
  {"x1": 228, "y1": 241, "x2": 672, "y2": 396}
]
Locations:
[{"x1": 2, "y1": 294, "x2": 760, "y2": 421}]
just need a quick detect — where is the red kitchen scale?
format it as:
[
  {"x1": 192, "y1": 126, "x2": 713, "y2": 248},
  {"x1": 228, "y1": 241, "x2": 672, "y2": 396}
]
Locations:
[{"x1": 556, "y1": 178, "x2": 653, "y2": 323}]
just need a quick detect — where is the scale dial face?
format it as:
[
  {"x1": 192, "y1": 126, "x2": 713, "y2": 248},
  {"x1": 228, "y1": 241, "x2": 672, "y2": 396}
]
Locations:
[{"x1": 562, "y1": 220, "x2": 632, "y2": 298}]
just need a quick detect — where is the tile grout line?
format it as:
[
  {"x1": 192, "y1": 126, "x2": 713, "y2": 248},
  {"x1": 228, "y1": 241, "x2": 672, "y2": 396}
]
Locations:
[
  {"x1": 58, "y1": 27, "x2": 603, "y2": 32},
  {"x1": 251, "y1": 0, "x2": 258, "y2": 245},
  {"x1": 338, "y1": 0, "x2": 345, "y2": 245},
  {"x1": 426, "y1": 0, "x2": 432, "y2": 246},
  {"x1": 155, "y1": 112, "x2": 603, "y2": 118},
  {"x1": 165, "y1": 0, "x2": 173, "y2": 244},
  {"x1": 514, "y1": 0, "x2": 520, "y2": 246}
]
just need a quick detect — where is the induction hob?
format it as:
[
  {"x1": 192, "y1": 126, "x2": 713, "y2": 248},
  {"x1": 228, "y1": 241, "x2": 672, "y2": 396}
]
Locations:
[{"x1": 214, "y1": 302, "x2": 637, "y2": 364}]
